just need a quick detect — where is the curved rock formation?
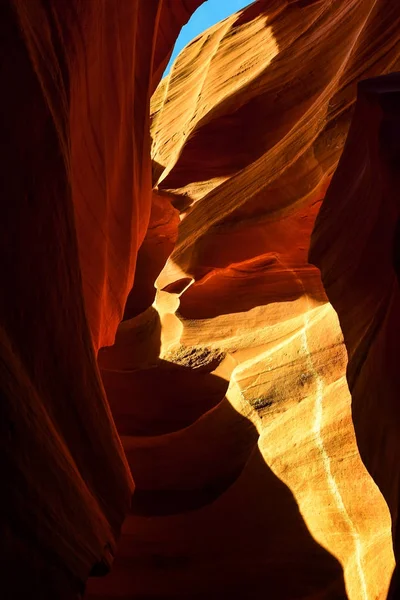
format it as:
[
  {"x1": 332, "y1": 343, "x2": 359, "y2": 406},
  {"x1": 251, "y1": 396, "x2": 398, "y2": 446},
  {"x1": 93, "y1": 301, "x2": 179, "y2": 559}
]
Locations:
[
  {"x1": 3, "y1": 0, "x2": 400, "y2": 599},
  {"x1": 87, "y1": 1, "x2": 400, "y2": 599},
  {"x1": 310, "y1": 71, "x2": 400, "y2": 597},
  {"x1": 0, "y1": 1, "x2": 201, "y2": 598}
]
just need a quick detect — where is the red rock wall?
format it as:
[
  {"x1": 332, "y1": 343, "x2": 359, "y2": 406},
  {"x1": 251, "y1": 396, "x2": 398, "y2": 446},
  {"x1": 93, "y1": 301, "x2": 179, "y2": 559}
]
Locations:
[
  {"x1": 88, "y1": 1, "x2": 400, "y2": 599},
  {"x1": 3, "y1": 0, "x2": 400, "y2": 599},
  {"x1": 0, "y1": 1, "x2": 201, "y2": 598}
]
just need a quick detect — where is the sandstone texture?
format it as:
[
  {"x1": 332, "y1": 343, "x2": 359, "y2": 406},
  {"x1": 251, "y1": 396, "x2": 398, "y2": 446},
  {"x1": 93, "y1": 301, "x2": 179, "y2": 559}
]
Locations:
[
  {"x1": 88, "y1": 1, "x2": 400, "y2": 599},
  {"x1": 2, "y1": 1, "x2": 400, "y2": 599},
  {"x1": 0, "y1": 1, "x2": 201, "y2": 597},
  {"x1": 310, "y1": 71, "x2": 400, "y2": 598}
]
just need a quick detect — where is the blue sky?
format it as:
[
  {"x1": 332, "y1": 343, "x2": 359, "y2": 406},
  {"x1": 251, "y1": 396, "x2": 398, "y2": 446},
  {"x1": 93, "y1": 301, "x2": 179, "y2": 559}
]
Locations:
[{"x1": 163, "y1": 0, "x2": 253, "y2": 76}]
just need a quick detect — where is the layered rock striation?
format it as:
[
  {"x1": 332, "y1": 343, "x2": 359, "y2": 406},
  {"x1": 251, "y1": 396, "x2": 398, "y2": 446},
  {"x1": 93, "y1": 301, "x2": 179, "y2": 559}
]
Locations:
[
  {"x1": 310, "y1": 71, "x2": 400, "y2": 598},
  {"x1": 0, "y1": 1, "x2": 201, "y2": 597},
  {"x1": 88, "y1": 1, "x2": 400, "y2": 599},
  {"x1": 3, "y1": 0, "x2": 400, "y2": 599}
]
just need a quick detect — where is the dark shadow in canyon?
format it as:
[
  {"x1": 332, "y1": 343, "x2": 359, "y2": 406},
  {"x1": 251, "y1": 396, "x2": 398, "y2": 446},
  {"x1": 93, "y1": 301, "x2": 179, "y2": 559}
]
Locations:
[
  {"x1": 309, "y1": 75, "x2": 400, "y2": 600},
  {"x1": 388, "y1": 564, "x2": 400, "y2": 600},
  {"x1": 88, "y1": 308, "x2": 348, "y2": 599}
]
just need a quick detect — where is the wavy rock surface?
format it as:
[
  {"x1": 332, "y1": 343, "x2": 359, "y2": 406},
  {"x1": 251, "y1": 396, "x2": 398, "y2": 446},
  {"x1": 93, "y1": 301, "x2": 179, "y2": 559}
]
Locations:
[
  {"x1": 0, "y1": 1, "x2": 201, "y2": 598},
  {"x1": 87, "y1": 1, "x2": 400, "y2": 599},
  {"x1": 4, "y1": 0, "x2": 400, "y2": 599},
  {"x1": 310, "y1": 71, "x2": 400, "y2": 596}
]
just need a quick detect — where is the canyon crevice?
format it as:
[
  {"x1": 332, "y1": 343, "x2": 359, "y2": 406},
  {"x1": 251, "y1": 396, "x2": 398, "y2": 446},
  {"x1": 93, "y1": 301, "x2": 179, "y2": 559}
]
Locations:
[{"x1": 2, "y1": 1, "x2": 400, "y2": 599}]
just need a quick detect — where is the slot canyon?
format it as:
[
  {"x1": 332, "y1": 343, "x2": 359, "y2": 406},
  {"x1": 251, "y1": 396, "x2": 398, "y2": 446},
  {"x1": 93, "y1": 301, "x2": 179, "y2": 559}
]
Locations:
[{"x1": 1, "y1": 0, "x2": 400, "y2": 598}]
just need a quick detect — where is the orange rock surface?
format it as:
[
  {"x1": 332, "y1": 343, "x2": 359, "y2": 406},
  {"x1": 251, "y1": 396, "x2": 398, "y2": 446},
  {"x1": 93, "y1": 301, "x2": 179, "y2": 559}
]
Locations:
[
  {"x1": 88, "y1": 1, "x2": 400, "y2": 599},
  {"x1": 2, "y1": 0, "x2": 400, "y2": 599},
  {"x1": 310, "y1": 71, "x2": 400, "y2": 598},
  {"x1": 0, "y1": 1, "x2": 201, "y2": 598}
]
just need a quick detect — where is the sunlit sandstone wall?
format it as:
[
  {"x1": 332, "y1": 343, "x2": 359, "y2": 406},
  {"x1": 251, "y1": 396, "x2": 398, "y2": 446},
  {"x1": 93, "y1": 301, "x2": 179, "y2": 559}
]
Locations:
[
  {"x1": 87, "y1": 1, "x2": 400, "y2": 599},
  {"x1": 3, "y1": 0, "x2": 400, "y2": 598},
  {"x1": 310, "y1": 71, "x2": 400, "y2": 598}
]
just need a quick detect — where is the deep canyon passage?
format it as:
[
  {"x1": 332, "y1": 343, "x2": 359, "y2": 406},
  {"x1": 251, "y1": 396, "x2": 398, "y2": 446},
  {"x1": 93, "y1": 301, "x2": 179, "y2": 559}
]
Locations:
[{"x1": 1, "y1": 1, "x2": 400, "y2": 599}]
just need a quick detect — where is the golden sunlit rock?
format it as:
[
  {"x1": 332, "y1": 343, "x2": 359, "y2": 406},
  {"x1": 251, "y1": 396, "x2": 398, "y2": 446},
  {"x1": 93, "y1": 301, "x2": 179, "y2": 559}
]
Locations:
[
  {"x1": 3, "y1": 0, "x2": 400, "y2": 598},
  {"x1": 88, "y1": 1, "x2": 400, "y2": 599}
]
